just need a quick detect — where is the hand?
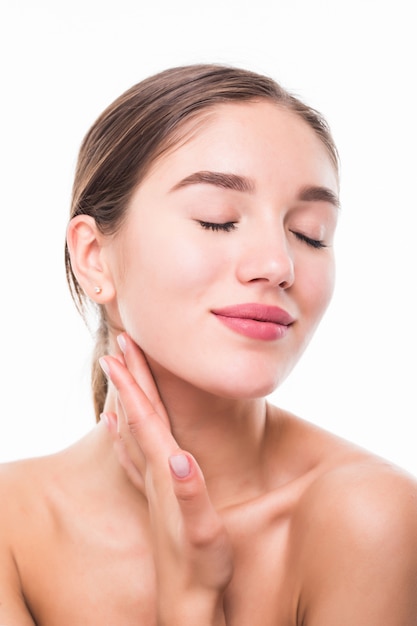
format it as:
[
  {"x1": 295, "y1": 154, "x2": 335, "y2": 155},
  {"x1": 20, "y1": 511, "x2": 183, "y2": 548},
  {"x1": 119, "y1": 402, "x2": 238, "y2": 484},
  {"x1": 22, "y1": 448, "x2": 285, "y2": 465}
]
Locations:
[{"x1": 99, "y1": 334, "x2": 233, "y2": 625}]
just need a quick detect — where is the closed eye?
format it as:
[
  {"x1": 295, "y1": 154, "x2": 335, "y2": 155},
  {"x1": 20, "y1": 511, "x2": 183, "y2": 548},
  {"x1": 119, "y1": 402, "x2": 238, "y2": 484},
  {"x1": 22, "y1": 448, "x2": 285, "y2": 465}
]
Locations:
[
  {"x1": 290, "y1": 230, "x2": 327, "y2": 249},
  {"x1": 198, "y1": 220, "x2": 237, "y2": 233}
]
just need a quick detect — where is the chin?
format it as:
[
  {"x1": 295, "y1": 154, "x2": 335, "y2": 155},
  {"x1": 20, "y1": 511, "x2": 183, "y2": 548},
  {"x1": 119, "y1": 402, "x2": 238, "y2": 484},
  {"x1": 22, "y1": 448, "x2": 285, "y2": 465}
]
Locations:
[
  {"x1": 146, "y1": 349, "x2": 296, "y2": 401},
  {"x1": 201, "y1": 370, "x2": 288, "y2": 401},
  {"x1": 212, "y1": 355, "x2": 296, "y2": 400}
]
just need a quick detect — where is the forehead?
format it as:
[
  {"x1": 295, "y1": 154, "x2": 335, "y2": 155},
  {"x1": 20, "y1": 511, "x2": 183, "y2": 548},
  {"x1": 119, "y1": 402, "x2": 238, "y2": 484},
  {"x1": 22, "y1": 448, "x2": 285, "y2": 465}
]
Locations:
[{"x1": 142, "y1": 101, "x2": 338, "y2": 194}]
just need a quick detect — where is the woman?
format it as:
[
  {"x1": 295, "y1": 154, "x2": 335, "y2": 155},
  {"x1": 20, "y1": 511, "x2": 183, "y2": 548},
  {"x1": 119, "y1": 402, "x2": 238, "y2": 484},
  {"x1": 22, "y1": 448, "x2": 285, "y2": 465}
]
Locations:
[{"x1": 1, "y1": 64, "x2": 416, "y2": 625}]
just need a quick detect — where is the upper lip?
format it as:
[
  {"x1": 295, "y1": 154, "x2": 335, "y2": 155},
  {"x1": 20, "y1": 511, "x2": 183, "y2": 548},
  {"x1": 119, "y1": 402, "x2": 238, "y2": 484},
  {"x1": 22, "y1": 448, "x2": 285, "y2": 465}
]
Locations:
[{"x1": 211, "y1": 303, "x2": 295, "y2": 325}]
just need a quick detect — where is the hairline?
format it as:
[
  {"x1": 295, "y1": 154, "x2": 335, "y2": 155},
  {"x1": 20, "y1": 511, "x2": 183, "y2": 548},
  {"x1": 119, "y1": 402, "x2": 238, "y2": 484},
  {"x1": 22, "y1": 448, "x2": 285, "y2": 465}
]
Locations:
[{"x1": 124, "y1": 98, "x2": 339, "y2": 217}]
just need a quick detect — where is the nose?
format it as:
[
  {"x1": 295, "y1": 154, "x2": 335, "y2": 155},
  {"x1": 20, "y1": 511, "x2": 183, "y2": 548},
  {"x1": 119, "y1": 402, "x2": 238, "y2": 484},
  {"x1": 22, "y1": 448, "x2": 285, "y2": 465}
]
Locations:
[{"x1": 236, "y1": 224, "x2": 295, "y2": 289}]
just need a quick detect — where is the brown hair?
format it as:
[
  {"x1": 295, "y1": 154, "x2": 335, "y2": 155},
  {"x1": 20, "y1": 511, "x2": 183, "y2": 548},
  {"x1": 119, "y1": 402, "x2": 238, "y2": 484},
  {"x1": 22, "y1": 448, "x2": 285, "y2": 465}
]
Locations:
[{"x1": 65, "y1": 63, "x2": 339, "y2": 421}]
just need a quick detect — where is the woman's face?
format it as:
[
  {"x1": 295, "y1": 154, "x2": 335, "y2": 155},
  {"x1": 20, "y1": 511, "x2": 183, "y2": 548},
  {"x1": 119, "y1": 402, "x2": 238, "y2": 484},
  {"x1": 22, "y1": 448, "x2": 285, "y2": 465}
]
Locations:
[{"x1": 106, "y1": 101, "x2": 339, "y2": 398}]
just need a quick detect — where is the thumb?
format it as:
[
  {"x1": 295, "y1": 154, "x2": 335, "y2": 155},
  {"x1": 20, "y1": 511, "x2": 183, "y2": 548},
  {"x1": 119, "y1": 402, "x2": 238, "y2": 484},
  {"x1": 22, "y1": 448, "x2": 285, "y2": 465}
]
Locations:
[
  {"x1": 168, "y1": 452, "x2": 233, "y2": 589},
  {"x1": 168, "y1": 452, "x2": 225, "y2": 546}
]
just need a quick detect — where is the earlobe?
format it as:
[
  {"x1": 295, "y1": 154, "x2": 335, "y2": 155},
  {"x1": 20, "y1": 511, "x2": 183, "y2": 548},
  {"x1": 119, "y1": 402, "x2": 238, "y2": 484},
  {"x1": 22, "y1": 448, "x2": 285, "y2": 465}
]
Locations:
[{"x1": 66, "y1": 215, "x2": 116, "y2": 303}]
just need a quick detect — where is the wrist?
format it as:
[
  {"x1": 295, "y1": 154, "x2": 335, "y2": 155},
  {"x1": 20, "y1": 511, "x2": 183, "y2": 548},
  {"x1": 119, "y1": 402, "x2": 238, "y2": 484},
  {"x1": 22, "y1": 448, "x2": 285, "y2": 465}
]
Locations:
[{"x1": 158, "y1": 590, "x2": 226, "y2": 626}]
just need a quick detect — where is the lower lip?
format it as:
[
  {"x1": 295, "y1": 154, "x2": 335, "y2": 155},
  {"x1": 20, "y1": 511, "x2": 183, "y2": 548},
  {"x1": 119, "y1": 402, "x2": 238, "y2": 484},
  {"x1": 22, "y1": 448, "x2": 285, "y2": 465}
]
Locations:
[{"x1": 213, "y1": 314, "x2": 290, "y2": 341}]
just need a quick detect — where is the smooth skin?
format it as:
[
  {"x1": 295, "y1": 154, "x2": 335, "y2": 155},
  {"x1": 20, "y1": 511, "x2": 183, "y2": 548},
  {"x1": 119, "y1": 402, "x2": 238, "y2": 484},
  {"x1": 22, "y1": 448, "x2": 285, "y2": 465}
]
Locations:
[{"x1": 1, "y1": 102, "x2": 416, "y2": 625}]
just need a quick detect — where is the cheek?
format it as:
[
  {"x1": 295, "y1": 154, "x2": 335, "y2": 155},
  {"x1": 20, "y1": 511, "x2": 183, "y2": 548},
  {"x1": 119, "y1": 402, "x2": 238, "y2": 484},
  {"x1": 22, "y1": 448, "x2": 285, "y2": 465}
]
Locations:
[
  {"x1": 316, "y1": 261, "x2": 335, "y2": 305},
  {"x1": 116, "y1": 230, "x2": 226, "y2": 334},
  {"x1": 146, "y1": 235, "x2": 225, "y2": 296},
  {"x1": 298, "y1": 254, "x2": 335, "y2": 319}
]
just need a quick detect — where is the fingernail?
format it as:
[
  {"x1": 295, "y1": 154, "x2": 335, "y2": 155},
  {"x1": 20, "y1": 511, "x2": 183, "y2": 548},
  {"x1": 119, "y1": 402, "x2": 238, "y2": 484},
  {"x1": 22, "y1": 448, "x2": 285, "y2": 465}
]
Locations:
[
  {"x1": 100, "y1": 413, "x2": 116, "y2": 433},
  {"x1": 117, "y1": 334, "x2": 126, "y2": 354},
  {"x1": 99, "y1": 357, "x2": 111, "y2": 378},
  {"x1": 100, "y1": 412, "x2": 110, "y2": 429},
  {"x1": 169, "y1": 454, "x2": 191, "y2": 479}
]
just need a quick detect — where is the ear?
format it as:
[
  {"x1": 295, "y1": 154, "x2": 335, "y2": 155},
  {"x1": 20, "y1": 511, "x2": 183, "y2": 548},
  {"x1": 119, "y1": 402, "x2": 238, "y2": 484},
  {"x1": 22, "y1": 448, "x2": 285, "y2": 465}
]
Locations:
[{"x1": 66, "y1": 215, "x2": 116, "y2": 303}]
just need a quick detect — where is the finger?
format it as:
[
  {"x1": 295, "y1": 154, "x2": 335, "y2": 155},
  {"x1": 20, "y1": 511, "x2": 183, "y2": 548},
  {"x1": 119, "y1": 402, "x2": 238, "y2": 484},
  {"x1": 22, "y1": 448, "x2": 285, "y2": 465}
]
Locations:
[
  {"x1": 168, "y1": 452, "x2": 223, "y2": 544},
  {"x1": 117, "y1": 333, "x2": 169, "y2": 424},
  {"x1": 114, "y1": 437, "x2": 146, "y2": 492},
  {"x1": 168, "y1": 452, "x2": 233, "y2": 588},
  {"x1": 99, "y1": 356, "x2": 175, "y2": 462},
  {"x1": 101, "y1": 409, "x2": 147, "y2": 488}
]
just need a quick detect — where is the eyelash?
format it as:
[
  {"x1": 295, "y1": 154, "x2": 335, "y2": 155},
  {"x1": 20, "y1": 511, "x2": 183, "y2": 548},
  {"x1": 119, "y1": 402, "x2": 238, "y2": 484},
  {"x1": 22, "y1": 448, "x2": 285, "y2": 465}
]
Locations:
[
  {"x1": 291, "y1": 230, "x2": 326, "y2": 249},
  {"x1": 198, "y1": 220, "x2": 237, "y2": 232},
  {"x1": 197, "y1": 221, "x2": 326, "y2": 249}
]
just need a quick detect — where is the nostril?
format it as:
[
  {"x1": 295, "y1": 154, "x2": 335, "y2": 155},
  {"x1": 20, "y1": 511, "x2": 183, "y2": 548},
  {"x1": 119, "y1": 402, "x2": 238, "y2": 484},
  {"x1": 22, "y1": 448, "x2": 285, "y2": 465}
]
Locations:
[{"x1": 236, "y1": 244, "x2": 295, "y2": 288}]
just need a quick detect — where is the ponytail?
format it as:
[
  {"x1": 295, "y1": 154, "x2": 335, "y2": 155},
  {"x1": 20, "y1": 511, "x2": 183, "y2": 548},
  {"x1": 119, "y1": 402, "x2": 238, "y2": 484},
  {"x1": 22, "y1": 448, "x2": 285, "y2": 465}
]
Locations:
[{"x1": 91, "y1": 313, "x2": 109, "y2": 422}]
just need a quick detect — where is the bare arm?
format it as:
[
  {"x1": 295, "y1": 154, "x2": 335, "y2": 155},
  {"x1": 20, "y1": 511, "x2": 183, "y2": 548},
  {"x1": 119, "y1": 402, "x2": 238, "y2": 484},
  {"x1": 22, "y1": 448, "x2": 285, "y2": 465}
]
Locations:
[
  {"x1": 0, "y1": 540, "x2": 36, "y2": 625},
  {"x1": 296, "y1": 465, "x2": 417, "y2": 625}
]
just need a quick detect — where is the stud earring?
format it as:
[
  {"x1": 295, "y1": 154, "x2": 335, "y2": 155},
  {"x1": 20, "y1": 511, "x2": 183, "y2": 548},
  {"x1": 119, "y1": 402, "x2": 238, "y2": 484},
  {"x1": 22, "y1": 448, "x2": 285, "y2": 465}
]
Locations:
[{"x1": 94, "y1": 286, "x2": 102, "y2": 294}]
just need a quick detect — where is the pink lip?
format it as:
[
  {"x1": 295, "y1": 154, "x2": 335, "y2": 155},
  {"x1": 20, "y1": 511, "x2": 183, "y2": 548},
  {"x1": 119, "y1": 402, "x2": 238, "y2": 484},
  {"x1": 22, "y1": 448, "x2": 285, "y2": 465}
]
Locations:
[{"x1": 211, "y1": 303, "x2": 295, "y2": 341}]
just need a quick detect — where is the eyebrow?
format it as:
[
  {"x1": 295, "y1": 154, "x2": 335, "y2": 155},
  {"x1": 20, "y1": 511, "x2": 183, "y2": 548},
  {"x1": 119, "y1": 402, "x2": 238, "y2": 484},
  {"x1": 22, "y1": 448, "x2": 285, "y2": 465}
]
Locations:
[
  {"x1": 170, "y1": 171, "x2": 255, "y2": 193},
  {"x1": 170, "y1": 170, "x2": 340, "y2": 209},
  {"x1": 298, "y1": 185, "x2": 340, "y2": 209}
]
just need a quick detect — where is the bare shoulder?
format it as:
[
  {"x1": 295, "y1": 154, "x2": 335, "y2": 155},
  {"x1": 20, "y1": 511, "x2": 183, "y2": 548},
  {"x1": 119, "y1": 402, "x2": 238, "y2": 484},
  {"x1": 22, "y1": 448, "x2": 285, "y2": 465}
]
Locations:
[
  {"x1": 0, "y1": 457, "x2": 52, "y2": 625},
  {"x1": 0, "y1": 455, "x2": 46, "y2": 514},
  {"x1": 0, "y1": 453, "x2": 58, "y2": 505},
  {"x1": 298, "y1": 455, "x2": 417, "y2": 551},
  {"x1": 265, "y1": 406, "x2": 417, "y2": 623},
  {"x1": 0, "y1": 444, "x2": 96, "y2": 624},
  {"x1": 0, "y1": 454, "x2": 60, "y2": 544},
  {"x1": 0, "y1": 439, "x2": 93, "y2": 532},
  {"x1": 293, "y1": 452, "x2": 417, "y2": 624}
]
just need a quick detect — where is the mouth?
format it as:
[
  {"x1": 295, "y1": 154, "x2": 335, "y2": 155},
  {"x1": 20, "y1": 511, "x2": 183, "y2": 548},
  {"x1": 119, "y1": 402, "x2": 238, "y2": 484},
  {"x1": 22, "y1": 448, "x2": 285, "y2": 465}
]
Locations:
[{"x1": 211, "y1": 303, "x2": 295, "y2": 341}]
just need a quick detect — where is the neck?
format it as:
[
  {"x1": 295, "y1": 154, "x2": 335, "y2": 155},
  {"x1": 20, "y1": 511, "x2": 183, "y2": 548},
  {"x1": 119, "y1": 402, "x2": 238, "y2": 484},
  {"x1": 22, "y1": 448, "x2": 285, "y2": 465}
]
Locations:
[
  {"x1": 104, "y1": 358, "x2": 270, "y2": 509},
  {"x1": 164, "y1": 381, "x2": 269, "y2": 508}
]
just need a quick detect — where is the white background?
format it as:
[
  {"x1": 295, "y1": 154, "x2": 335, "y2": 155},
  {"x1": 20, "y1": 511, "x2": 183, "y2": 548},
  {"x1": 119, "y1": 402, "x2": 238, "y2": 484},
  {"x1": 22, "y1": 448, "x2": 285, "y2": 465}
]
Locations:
[{"x1": 1, "y1": 0, "x2": 416, "y2": 475}]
